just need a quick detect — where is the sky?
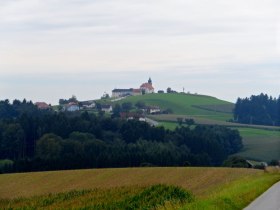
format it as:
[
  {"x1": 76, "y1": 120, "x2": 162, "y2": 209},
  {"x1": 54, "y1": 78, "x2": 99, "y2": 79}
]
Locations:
[{"x1": 0, "y1": 0, "x2": 280, "y2": 104}]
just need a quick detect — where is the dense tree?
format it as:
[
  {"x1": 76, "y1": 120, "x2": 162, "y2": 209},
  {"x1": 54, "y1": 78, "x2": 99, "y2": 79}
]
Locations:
[
  {"x1": 0, "y1": 99, "x2": 244, "y2": 173},
  {"x1": 234, "y1": 93, "x2": 280, "y2": 126},
  {"x1": 1, "y1": 124, "x2": 25, "y2": 160},
  {"x1": 36, "y1": 134, "x2": 63, "y2": 160}
]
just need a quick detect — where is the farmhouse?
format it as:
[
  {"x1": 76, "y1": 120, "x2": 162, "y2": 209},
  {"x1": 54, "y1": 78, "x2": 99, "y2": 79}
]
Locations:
[
  {"x1": 112, "y1": 78, "x2": 154, "y2": 98},
  {"x1": 64, "y1": 102, "x2": 80, "y2": 112},
  {"x1": 80, "y1": 100, "x2": 96, "y2": 110},
  {"x1": 112, "y1": 88, "x2": 141, "y2": 98},
  {"x1": 146, "y1": 106, "x2": 161, "y2": 114},
  {"x1": 101, "y1": 104, "x2": 113, "y2": 113}
]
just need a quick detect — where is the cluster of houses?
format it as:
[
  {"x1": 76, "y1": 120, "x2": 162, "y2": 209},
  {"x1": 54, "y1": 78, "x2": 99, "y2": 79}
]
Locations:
[
  {"x1": 61, "y1": 100, "x2": 97, "y2": 112},
  {"x1": 112, "y1": 78, "x2": 155, "y2": 98},
  {"x1": 35, "y1": 78, "x2": 158, "y2": 115},
  {"x1": 35, "y1": 100, "x2": 113, "y2": 113}
]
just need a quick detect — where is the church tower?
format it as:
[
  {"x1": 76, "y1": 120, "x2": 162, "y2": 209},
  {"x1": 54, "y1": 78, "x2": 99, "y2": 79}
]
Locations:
[{"x1": 148, "y1": 77, "x2": 152, "y2": 85}]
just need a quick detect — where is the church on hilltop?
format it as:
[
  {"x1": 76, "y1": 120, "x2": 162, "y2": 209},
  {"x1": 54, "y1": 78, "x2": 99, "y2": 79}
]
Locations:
[{"x1": 112, "y1": 78, "x2": 154, "y2": 98}]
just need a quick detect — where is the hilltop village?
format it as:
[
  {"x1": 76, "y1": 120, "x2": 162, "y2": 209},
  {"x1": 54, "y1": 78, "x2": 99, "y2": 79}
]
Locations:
[{"x1": 35, "y1": 78, "x2": 163, "y2": 116}]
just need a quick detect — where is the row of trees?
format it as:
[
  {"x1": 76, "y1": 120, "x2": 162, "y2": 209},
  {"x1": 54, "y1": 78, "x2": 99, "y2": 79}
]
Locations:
[
  {"x1": 0, "y1": 99, "x2": 243, "y2": 173},
  {"x1": 0, "y1": 99, "x2": 50, "y2": 119},
  {"x1": 234, "y1": 93, "x2": 280, "y2": 126}
]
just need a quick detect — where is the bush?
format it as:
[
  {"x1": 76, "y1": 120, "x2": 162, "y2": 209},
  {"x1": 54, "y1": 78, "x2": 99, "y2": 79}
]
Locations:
[{"x1": 0, "y1": 159, "x2": 14, "y2": 173}]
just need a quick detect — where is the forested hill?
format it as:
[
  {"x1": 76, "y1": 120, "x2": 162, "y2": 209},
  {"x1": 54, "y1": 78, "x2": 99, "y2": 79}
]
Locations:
[
  {"x1": 0, "y1": 99, "x2": 243, "y2": 173},
  {"x1": 234, "y1": 93, "x2": 280, "y2": 126}
]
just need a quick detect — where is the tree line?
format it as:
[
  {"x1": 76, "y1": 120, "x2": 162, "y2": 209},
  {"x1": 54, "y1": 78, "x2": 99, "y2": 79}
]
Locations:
[
  {"x1": 234, "y1": 93, "x2": 280, "y2": 126},
  {"x1": 0, "y1": 99, "x2": 243, "y2": 173}
]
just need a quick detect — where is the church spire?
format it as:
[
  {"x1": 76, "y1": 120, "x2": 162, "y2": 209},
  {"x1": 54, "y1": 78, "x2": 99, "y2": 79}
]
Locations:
[{"x1": 148, "y1": 77, "x2": 152, "y2": 84}]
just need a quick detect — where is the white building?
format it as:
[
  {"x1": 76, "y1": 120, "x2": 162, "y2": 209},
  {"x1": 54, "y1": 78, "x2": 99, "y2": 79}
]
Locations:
[
  {"x1": 64, "y1": 102, "x2": 80, "y2": 112},
  {"x1": 80, "y1": 100, "x2": 96, "y2": 109},
  {"x1": 101, "y1": 104, "x2": 113, "y2": 113},
  {"x1": 140, "y1": 78, "x2": 154, "y2": 94}
]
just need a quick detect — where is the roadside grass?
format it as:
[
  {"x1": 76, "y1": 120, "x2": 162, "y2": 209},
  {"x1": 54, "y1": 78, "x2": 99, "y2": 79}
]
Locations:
[{"x1": 182, "y1": 171, "x2": 280, "y2": 210}]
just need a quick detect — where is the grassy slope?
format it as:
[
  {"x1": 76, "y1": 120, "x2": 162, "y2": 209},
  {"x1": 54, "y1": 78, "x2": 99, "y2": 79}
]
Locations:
[
  {"x1": 234, "y1": 128, "x2": 280, "y2": 162},
  {"x1": 0, "y1": 168, "x2": 279, "y2": 209},
  {"x1": 119, "y1": 93, "x2": 234, "y2": 121}
]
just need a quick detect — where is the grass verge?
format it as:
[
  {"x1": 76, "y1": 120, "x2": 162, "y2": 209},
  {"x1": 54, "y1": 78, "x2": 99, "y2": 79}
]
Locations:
[{"x1": 182, "y1": 171, "x2": 280, "y2": 210}]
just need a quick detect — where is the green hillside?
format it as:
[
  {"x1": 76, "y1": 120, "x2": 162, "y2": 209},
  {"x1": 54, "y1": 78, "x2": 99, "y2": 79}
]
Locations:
[
  {"x1": 119, "y1": 93, "x2": 234, "y2": 121},
  {"x1": 111, "y1": 93, "x2": 280, "y2": 162},
  {"x1": 234, "y1": 128, "x2": 280, "y2": 162}
]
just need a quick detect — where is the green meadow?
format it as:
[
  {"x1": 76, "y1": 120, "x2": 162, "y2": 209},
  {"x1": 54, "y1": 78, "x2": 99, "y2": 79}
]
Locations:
[
  {"x1": 234, "y1": 128, "x2": 280, "y2": 162},
  {"x1": 157, "y1": 120, "x2": 280, "y2": 162},
  {"x1": 119, "y1": 93, "x2": 234, "y2": 121}
]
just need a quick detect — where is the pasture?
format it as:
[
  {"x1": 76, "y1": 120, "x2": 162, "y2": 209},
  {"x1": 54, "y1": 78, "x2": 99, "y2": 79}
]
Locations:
[
  {"x1": 234, "y1": 128, "x2": 280, "y2": 162},
  {"x1": 119, "y1": 93, "x2": 234, "y2": 121}
]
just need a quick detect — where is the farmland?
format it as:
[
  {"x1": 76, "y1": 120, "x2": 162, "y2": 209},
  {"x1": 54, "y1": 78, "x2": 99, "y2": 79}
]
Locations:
[
  {"x1": 115, "y1": 93, "x2": 280, "y2": 162},
  {"x1": 157, "y1": 120, "x2": 280, "y2": 162},
  {"x1": 234, "y1": 128, "x2": 280, "y2": 162},
  {"x1": 0, "y1": 167, "x2": 279, "y2": 209}
]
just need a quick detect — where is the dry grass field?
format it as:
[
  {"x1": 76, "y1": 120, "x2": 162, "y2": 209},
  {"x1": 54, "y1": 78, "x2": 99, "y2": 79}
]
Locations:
[
  {"x1": 0, "y1": 167, "x2": 263, "y2": 199},
  {"x1": 0, "y1": 167, "x2": 279, "y2": 209}
]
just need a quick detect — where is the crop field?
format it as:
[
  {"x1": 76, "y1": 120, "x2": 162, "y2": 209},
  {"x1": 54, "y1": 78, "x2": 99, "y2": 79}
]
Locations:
[{"x1": 0, "y1": 167, "x2": 279, "y2": 209}]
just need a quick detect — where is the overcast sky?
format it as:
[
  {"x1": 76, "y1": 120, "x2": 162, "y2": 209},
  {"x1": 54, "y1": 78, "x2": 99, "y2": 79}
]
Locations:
[{"x1": 1, "y1": 0, "x2": 280, "y2": 104}]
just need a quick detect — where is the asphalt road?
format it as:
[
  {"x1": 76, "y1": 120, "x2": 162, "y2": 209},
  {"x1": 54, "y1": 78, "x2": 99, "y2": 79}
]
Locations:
[{"x1": 244, "y1": 181, "x2": 280, "y2": 210}]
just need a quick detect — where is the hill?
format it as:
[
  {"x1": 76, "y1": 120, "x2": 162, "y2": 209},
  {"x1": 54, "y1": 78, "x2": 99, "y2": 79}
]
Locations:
[
  {"x1": 112, "y1": 93, "x2": 280, "y2": 162},
  {"x1": 0, "y1": 167, "x2": 279, "y2": 209},
  {"x1": 118, "y1": 93, "x2": 234, "y2": 121},
  {"x1": 112, "y1": 93, "x2": 235, "y2": 123}
]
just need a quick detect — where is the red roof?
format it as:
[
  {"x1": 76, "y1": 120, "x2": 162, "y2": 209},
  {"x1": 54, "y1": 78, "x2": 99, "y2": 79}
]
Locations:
[
  {"x1": 35, "y1": 102, "x2": 50, "y2": 109},
  {"x1": 133, "y1": 89, "x2": 141, "y2": 93},
  {"x1": 140, "y1": 83, "x2": 154, "y2": 90}
]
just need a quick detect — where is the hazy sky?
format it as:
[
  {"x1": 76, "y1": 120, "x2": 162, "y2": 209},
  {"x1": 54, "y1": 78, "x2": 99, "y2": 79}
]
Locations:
[{"x1": 1, "y1": 0, "x2": 280, "y2": 104}]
